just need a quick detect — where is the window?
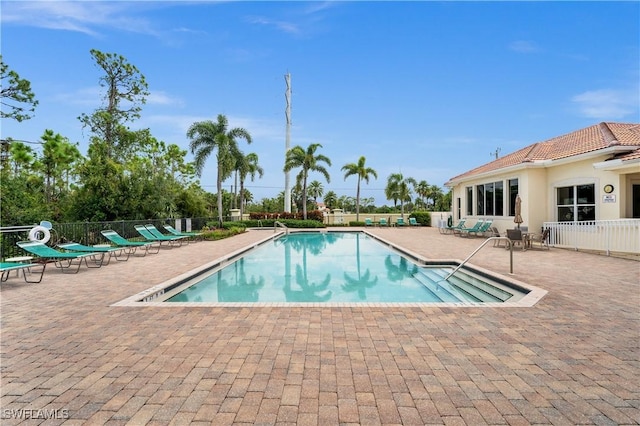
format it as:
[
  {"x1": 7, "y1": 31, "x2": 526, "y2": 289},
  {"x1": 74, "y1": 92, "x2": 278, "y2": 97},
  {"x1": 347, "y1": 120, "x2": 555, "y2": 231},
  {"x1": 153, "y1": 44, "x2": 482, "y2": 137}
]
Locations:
[
  {"x1": 476, "y1": 185, "x2": 485, "y2": 215},
  {"x1": 466, "y1": 187, "x2": 473, "y2": 216},
  {"x1": 557, "y1": 184, "x2": 595, "y2": 222},
  {"x1": 476, "y1": 181, "x2": 505, "y2": 216},
  {"x1": 457, "y1": 197, "x2": 461, "y2": 220},
  {"x1": 509, "y1": 179, "x2": 519, "y2": 216}
]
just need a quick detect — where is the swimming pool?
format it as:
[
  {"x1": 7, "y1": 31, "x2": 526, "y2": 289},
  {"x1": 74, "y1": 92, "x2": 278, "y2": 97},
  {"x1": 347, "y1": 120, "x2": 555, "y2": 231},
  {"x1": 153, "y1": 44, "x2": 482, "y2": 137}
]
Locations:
[{"x1": 119, "y1": 231, "x2": 541, "y2": 307}]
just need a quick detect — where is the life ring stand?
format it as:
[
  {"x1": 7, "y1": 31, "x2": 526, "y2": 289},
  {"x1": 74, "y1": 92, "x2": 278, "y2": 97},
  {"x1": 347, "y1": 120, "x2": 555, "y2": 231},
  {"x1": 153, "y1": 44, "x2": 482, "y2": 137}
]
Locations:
[
  {"x1": 28, "y1": 226, "x2": 51, "y2": 244},
  {"x1": 447, "y1": 216, "x2": 453, "y2": 227}
]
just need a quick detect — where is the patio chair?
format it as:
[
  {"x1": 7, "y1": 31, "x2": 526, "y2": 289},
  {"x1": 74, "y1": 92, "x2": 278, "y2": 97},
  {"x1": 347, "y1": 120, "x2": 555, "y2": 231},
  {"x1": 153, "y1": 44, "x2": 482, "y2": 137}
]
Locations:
[
  {"x1": 506, "y1": 228, "x2": 525, "y2": 251},
  {"x1": 135, "y1": 225, "x2": 185, "y2": 247},
  {"x1": 57, "y1": 242, "x2": 131, "y2": 264},
  {"x1": 163, "y1": 224, "x2": 203, "y2": 241},
  {"x1": 463, "y1": 220, "x2": 493, "y2": 237},
  {"x1": 379, "y1": 218, "x2": 389, "y2": 227},
  {"x1": 396, "y1": 217, "x2": 407, "y2": 227},
  {"x1": 529, "y1": 228, "x2": 550, "y2": 250},
  {"x1": 100, "y1": 230, "x2": 160, "y2": 256},
  {"x1": 490, "y1": 227, "x2": 506, "y2": 247},
  {"x1": 16, "y1": 241, "x2": 104, "y2": 273},
  {"x1": 440, "y1": 218, "x2": 466, "y2": 234},
  {"x1": 1, "y1": 261, "x2": 46, "y2": 283},
  {"x1": 454, "y1": 219, "x2": 485, "y2": 236},
  {"x1": 364, "y1": 218, "x2": 373, "y2": 227},
  {"x1": 409, "y1": 217, "x2": 419, "y2": 226}
]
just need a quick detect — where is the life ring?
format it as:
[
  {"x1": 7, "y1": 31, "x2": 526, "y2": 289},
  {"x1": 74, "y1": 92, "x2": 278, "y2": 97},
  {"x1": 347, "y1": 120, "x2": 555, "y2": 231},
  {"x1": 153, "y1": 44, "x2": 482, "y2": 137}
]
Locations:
[{"x1": 28, "y1": 226, "x2": 51, "y2": 244}]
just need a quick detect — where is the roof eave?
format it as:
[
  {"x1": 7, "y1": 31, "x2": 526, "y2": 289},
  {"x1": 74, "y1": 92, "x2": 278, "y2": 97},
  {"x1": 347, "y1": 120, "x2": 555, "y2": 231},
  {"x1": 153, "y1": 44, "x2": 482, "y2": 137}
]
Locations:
[
  {"x1": 593, "y1": 157, "x2": 640, "y2": 171},
  {"x1": 444, "y1": 162, "x2": 541, "y2": 187},
  {"x1": 445, "y1": 146, "x2": 640, "y2": 188}
]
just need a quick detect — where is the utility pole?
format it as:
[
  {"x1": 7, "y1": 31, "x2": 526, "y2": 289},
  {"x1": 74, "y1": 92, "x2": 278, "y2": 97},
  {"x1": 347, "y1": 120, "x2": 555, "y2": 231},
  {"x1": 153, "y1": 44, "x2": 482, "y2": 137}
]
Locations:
[{"x1": 284, "y1": 72, "x2": 292, "y2": 213}]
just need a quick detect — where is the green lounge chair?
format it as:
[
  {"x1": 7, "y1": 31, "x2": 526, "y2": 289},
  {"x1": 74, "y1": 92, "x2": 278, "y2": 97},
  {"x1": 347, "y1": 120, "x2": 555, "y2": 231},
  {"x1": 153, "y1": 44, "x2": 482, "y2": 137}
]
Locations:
[
  {"x1": 440, "y1": 218, "x2": 466, "y2": 234},
  {"x1": 163, "y1": 224, "x2": 203, "y2": 241},
  {"x1": 57, "y1": 242, "x2": 131, "y2": 264},
  {"x1": 461, "y1": 219, "x2": 493, "y2": 237},
  {"x1": 454, "y1": 219, "x2": 485, "y2": 236},
  {"x1": 100, "y1": 230, "x2": 160, "y2": 256},
  {"x1": 16, "y1": 241, "x2": 104, "y2": 273},
  {"x1": 1, "y1": 261, "x2": 46, "y2": 283},
  {"x1": 379, "y1": 218, "x2": 388, "y2": 227},
  {"x1": 135, "y1": 225, "x2": 185, "y2": 247},
  {"x1": 409, "y1": 217, "x2": 419, "y2": 226},
  {"x1": 364, "y1": 218, "x2": 373, "y2": 227},
  {"x1": 396, "y1": 218, "x2": 407, "y2": 227},
  {"x1": 145, "y1": 224, "x2": 189, "y2": 244}
]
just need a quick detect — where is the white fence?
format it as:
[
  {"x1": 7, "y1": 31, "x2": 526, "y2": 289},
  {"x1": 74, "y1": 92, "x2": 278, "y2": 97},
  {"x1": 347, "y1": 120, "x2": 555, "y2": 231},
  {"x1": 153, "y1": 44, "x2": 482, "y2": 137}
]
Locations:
[{"x1": 543, "y1": 219, "x2": 640, "y2": 255}]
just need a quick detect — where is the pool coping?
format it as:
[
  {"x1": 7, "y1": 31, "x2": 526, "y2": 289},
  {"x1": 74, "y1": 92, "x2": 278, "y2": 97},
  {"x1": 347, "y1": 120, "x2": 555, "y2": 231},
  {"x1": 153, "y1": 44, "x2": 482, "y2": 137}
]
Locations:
[{"x1": 111, "y1": 229, "x2": 547, "y2": 308}]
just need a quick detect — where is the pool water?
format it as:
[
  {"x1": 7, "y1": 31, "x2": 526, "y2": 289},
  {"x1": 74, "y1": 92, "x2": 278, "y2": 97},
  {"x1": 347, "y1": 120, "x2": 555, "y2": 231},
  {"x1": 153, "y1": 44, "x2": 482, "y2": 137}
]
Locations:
[{"x1": 164, "y1": 232, "x2": 521, "y2": 304}]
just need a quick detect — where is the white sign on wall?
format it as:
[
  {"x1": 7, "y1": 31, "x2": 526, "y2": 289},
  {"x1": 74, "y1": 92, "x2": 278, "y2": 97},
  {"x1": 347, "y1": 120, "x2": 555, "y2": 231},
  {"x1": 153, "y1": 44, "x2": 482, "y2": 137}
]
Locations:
[{"x1": 602, "y1": 195, "x2": 616, "y2": 203}]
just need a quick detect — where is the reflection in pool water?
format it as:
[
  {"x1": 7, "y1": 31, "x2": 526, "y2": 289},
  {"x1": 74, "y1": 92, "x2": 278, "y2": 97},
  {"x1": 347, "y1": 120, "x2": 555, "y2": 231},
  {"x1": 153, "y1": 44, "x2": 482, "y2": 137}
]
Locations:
[{"x1": 166, "y1": 232, "x2": 517, "y2": 304}]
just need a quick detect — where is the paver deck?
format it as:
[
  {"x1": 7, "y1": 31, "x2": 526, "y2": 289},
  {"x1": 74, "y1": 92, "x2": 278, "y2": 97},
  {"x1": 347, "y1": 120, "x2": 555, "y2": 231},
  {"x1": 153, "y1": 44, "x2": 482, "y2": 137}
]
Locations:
[{"x1": 1, "y1": 227, "x2": 638, "y2": 425}]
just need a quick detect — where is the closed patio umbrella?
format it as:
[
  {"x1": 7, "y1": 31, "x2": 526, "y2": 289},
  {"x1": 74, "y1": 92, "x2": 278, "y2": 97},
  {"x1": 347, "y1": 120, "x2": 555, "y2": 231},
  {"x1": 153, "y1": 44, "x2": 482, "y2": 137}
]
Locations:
[{"x1": 514, "y1": 194, "x2": 523, "y2": 229}]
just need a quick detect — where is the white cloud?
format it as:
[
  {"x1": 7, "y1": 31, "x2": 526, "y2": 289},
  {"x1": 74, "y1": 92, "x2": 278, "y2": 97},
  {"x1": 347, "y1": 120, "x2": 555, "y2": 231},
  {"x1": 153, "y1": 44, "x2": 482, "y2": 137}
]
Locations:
[
  {"x1": 508, "y1": 40, "x2": 541, "y2": 53},
  {"x1": 245, "y1": 16, "x2": 301, "y2": 35},
  {"x1": 571, "y1": 88, "x2": 638, "y2": 119},
  {"x1": 0, "y1": 1, "x2": 164, "y2": 37},
  {"x1": 147, "y1": 92, "x2": 184, "y2": 107}
]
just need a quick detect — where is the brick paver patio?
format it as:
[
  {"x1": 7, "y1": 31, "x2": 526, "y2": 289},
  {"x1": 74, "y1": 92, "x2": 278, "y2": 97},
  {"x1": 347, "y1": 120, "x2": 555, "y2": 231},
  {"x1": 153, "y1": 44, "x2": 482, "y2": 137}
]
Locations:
[{"x1": 1, "y1": 227, "x2": 638, "y2": 425}]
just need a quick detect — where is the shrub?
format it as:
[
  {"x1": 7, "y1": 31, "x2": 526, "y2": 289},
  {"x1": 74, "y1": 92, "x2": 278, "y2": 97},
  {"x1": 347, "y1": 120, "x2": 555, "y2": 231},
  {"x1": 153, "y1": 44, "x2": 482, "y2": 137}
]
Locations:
[
  {"x1": 201, "y1": 227, "x2": 245, "y2": 241},
  {"x1": 349, "y1": 221, "x2": 366, "y2": 227},
  {"x1": 240, "y1": 219, "x2": 325, "y2": 229},
  {"x1": 249, "y1": 210, "x2": 325, "y2": 223},
  {"x1": 409, "y1": 211, "x2": 431, "y2": 226}
]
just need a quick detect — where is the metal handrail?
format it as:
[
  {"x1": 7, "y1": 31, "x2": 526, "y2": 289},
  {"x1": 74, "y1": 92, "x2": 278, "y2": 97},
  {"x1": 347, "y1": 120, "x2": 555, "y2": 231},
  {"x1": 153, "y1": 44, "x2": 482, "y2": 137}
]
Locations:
[
  {"x1": 274, "y1": 221, "x2": 289, "y2": 234},
  {"x1": 444, "y1": 236, "x2": 513, "y2": 280}
]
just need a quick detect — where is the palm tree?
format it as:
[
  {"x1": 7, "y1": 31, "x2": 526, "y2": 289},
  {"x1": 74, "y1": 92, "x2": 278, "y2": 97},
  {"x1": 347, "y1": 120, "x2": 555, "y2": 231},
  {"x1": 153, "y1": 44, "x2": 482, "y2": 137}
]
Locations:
[
  {"x1": 235, "y1": 152, "x2": 263, "y2": 217},
  {"x1": 307, "y1": 180, "x2": 324, "y2": 207},
  {"x1": 283, "y1": 143, "x2": 331, "y2": 220},
  {"x1": 414, "y1": 180, "x2": 430, "y2": 209},
  {"x1": 187, "y1": 114, "x2": 252, "y2": 228},
  {"x1": 341, "y1": 156, "x2": 378, "y2": 222},
  {"x1": 323, "y1": 190, "x2": 337, "y2": 210},
  {"x1": 385, "y1": 173, "x2": 415, "y2": 218},
  {"x1": 429, "y1": 184, "x2": 444, "y2": 210}
]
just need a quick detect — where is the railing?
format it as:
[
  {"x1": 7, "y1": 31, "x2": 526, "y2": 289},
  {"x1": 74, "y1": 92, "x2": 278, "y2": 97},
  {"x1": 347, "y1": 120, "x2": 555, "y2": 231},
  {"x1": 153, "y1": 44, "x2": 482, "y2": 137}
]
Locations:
[
  {"x1": 274, "y1": 221, "x2": 289, "y2": 234},
  {"x1": 444, "y1": 237, "x2": 513, "y2": 280},
  {"x1": 1, "y1": 217, "x2": 216, "y2": 260},
  {"x1": 543, "y1": 219, "x2": 640, "y2": 255}
]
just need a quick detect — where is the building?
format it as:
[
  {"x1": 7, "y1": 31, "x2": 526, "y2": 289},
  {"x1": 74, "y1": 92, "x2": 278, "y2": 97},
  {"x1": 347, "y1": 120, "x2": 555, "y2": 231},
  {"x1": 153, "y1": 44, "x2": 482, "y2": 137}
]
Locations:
[{"x1": 444, "y1": 122, "x2": 640, "y2": 254}]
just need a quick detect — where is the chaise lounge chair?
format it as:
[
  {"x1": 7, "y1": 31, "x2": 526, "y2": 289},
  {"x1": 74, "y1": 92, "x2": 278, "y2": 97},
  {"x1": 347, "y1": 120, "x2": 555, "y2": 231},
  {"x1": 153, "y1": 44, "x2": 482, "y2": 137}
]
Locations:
[
  {"x1": 454, "y1": 219, "x2": 484, "y2": 236},
  {"x1": 57, "y1": 242, "x2": 131, "y2": 264},
  {"x1": 378, "y1": 218, "x2": 389, "y2": 227},
  {"x1": 396, "y1": 217, "x2": 407, "y2": 227},
  {"x1": 440, "y1": 218, "x2": 466, "y2": 234},
  {"x1": 16, "y1": 241, "x2": 104, "y2": 273},
  {"x1": 364, "y1": 218, "x2": 373, "y2": 227},
  {"x1": 101, "y1": 230, "x2": 160, "y2": 256},
  {"x1": 409, "y1": 217, "x2": 419, "y2": 227},
  {"x1": 0, "y1": 261, "x2": 46, "y2": 283},
  {"x1": 461, "y1": 219, "x2": 493, "y2": 237},
  {"x1": 163, "y1": 224, "x2": 203, "y2": 241},
  {"x1": 135, "y1": 225, "x2": 186, "y2": 247}
]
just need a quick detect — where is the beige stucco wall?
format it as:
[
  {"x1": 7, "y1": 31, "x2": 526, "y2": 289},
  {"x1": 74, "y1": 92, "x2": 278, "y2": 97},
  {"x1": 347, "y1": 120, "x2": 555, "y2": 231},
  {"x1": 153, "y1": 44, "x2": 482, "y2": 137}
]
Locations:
[
  {"x1": 545, "y1": 155, "x2": 625, "y2": 221},
  {"x1": 447, "y1": 153, "x2": 637, "y2": 234}
]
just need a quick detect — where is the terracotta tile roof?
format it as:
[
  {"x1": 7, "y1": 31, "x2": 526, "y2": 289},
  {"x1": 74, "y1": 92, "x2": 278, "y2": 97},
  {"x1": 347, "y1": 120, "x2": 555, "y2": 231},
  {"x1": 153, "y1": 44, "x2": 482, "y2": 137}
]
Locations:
[{"x1": 447, "y1": 122, "x2": 640, "y2": 183}]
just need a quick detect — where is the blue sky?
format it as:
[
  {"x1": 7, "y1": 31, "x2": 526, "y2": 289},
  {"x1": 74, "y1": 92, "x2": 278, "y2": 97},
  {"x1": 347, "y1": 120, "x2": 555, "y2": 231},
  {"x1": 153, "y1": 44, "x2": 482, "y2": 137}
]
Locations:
[{"x1": 1, "y1": 1, "x2": 639, "y2": 205}]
